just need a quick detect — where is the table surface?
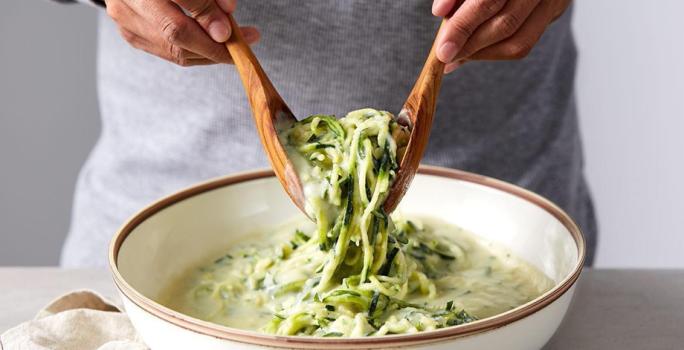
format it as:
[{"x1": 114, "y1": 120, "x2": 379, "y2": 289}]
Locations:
[{"x1": 1, "y1": 268, "x2": 683, "y2": 349}]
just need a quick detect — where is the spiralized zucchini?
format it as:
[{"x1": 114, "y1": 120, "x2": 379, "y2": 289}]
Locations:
[
  {"x1": 266, "y1": 108, "x2": 475, "y2": 335},
  {"x1": 281, "y1": 109, "x2": 407, "y2": 288},
  {"x1": 163, "y1": 109, "x2": 554, "y2": 337}
]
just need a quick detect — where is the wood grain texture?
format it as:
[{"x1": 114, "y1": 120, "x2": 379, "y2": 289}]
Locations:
[
  {"x1": 384, "y1": 22, "x2": 445, "y2": 213},
  {"x1": 225, "y1": 14, "x2": 443, "y2": 217},
  {"x1": 224, "y1": 14, "x2": 306, "y2": 213}
]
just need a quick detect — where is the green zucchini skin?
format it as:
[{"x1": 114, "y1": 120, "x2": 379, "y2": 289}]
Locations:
[{"x1": 161, "y1": 109, "x2": 554, "y2": 337}]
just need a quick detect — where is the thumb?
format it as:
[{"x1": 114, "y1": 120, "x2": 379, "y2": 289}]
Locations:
[{"x1": 170, "y1": 0, "x2": 237, "y2": 43}]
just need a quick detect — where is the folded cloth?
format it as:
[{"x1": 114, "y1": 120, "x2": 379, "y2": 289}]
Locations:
[{"x1": 1, "y1": 290, "x2": 147, "y2": 350}]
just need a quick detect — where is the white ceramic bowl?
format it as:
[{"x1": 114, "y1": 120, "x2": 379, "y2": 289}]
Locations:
[{"x1": 110, "y1": 166, "x2": 585, "y2": 349}]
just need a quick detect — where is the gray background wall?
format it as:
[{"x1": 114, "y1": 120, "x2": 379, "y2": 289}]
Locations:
[
  {"x1": 574, "y1": 0, "x2": 684, "y2": 267},
  {"x1": 0, "y1": 1, "x2": 99, "y2": 265},
  {"x1": 1, "y1": 0, "x2": 682, "y2": 267}
]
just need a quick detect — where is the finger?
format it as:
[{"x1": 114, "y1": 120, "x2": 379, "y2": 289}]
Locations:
[
  {"x1": 432, "y1": 0, "x2": 464, "y2": 17},
  {"x1": 111, "y1": 0, "x2": 229, "y2": 64},
  {"x1": 454, "y1": 0, "x2": 541, "y2": 60},
  {"x1": 126, "y1": 3, "x2": 259, "y2": 52},
  {"x1": 215, "y1": 0, "x2": 236, "y2": 13},
  {"x1": 444, "y1": 59, "x2": 467, "y2": 74},
  {"x1": 154, "y1": 21, "x2": 259, "y2": 63},
  {"x1": 550, "y1": 0, "x2": 572, "y2": 22},
  {"x1": 468, "y1": 0, "x2": 553, "y2": 60},
  {"x1": 113, "y1": 0, "x2": 259, "y2": 65},
  {"x1": 121, "y1": 16, "x2": 258, "y2": 64},
  {"x1": 109, "y1": 2, "x2": 166, "y2": 50},
  {"x1": 149, "y1": 42, "x2": 217, "y2": 66},
  {"x1": 111, "y1": 3, "x2": 189, "y2": 57},
  {"x1": 239, "y1": 26, "x2": 261, "y2": 44},
  {"x1": 118, "y1": 27, "x2": 152, "y2": 51},
  {"x1": 127, "y1": 38, "x2": 211, "y2": 65},
  {"x1": 183, "y1": 58, "x2": 217, "y2": 66},
  {"x1": 120, "y1": 28, "x2": 209, "y2": 64},
  {"x1": 436, "y1": 0, "x2": 508, "y2": 63},
  {"x1": 170, "y1": 0, "x2": 234, "y2": 42},
  {"x1": 106, "y1": 0, "x2": 147, "y2": 34},
  {"x1": 151, "y1": 21, "x2": 259, "y2": 64},
  {"x1": 135, "y1": 0, "x2": 233, "y2": 64}
]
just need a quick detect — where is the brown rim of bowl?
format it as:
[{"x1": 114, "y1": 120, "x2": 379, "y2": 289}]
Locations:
[{"x1": 109, "y1": 165, "x2": 586, "y2": 349}]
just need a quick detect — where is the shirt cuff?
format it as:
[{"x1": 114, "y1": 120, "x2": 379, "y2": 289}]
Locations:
[{"x1": 62, "y1": 0, "x2": 106, "y2": 8}]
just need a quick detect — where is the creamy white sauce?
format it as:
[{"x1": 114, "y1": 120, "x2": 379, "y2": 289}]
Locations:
[
  {"x1": 161, "y1": 216, "x2": 553, "y2": 335},
  {"x1": 161, "y1": 109, "x2": 554, "y2": 337}
]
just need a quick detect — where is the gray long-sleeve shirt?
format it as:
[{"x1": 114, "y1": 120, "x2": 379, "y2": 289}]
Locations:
[{"x1": 60, "y1": 1, "x2": 597, "y2": 267}]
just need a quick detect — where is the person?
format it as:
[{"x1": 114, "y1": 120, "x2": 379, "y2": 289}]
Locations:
[{"x1": 55, "y1": 0, "x2": 596, "y2": 267}]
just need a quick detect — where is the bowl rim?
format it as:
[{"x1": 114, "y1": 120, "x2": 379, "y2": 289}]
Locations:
[{"x1": 109, "y1": 165, "x2": 586, "y2": 349}]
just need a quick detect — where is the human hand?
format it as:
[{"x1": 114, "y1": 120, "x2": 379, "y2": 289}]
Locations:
[
  {"x1": 105, "y1": 0, "x2": 259, "y2": 66},
  {"x1": 432, "y1": 0, "x2": 572, "y2": 72}
]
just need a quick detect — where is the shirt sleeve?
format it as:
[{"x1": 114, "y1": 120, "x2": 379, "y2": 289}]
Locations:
[{"x1": 52, "y1": 0, "x2": 106, "y2": 8}]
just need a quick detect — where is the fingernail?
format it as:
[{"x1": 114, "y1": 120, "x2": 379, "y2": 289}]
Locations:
[
  {"x1": 217, "y1": 0, "x2": 235, "y2": 13},
  {"x1": 431, "y1": 0, "x2": 442, "y2": 15},
  {"x1": 208, "y1": 21, "x2": 230, "y2": 42},
  {"x1": 445, "y1": 61, "x2": 463, "y2": 74},
  {"x1": 438, "y1": 42, "x2": 458, "y2": 63},
  {"x1": 243, "y1": 30, "x2": 258, "y2": 43}
]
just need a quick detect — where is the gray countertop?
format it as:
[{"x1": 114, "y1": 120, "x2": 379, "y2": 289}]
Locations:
[{"x1": 1, "y1": 268, "x2": 683, "y2": 349}]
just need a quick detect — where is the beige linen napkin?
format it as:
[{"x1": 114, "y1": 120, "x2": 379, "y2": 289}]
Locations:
[{"x1": 1, "y1": 290, "x2": 147, "y2": 350}]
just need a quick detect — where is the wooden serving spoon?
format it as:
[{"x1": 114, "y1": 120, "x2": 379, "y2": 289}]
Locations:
[
  {"x1": 383, "y1": 21, "x2": 446, "y2": 213},
  {"x1": 225, "y1": 14, "x2": 444, "y2": 216},
  {"x1": 224, "y1": 14, "x2": 306, "y2": 214}
]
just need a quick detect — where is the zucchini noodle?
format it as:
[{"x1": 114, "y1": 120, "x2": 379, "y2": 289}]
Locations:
[
  {"x1": 281, "y1": 109, "x2": 407, "y2": 291},
  {"x1": 162, "y1": 109, "x2": 554, "y2": 337}
]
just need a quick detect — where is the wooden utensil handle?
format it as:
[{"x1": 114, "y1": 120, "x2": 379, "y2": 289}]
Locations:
[
  {"x1": 224, "y1": 14, "x2": 304, "y2": 210},
  {"x1": 401, "y1": 21, "x2": 446, "y2": 127},
  {"x1": 384, "y1": 21, "x2": 446, "y2": 213},
  {"x1": 224, "y1": 14, "x2": 292, "y2": 119}
]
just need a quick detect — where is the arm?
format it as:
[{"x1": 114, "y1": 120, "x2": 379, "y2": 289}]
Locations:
[{"x1": 432, "y1": 0, "x2": 572, "y2": 72}]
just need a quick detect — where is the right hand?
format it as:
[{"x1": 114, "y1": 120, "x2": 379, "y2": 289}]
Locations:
[{"x1": 105, "y1": 0, "x2": 260, "y2": 66}]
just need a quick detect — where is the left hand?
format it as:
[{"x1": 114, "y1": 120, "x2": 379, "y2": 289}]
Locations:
[{"x1": 432, "y1": 0, "x2": 572, "y2": 73}]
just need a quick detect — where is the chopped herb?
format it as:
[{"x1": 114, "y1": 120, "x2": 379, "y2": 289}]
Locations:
[
  {"x1": 446, "y1": 300, "x2": 454, "y2": 311},
  {"x1": 343, "y1": 175, "x2": 354, "y2": 226},
  {"x1": 379, "y1": 247, "x2": 400, "y2": 275},
  {"x1": 213, "y1": 254, "x2": 233, "y2": 264},
  {"x1": 445, "y1": 309, "x2": 476, "y2": 326},
  {"x1": 323, "y1": 332, "x2": 344, "y2": 337},
  {"x1": 368, "y1": 292, "x2": 380, "y2": 316},
  {"x1": 295, "y1": 230, "x2": 311, "y2": 242},
  {"x1": 171, "y1": 109, "x2": 548, "y2": 338},
  {"x1": 394, "y1": 231, "x2": 409, "y2": 245}
]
